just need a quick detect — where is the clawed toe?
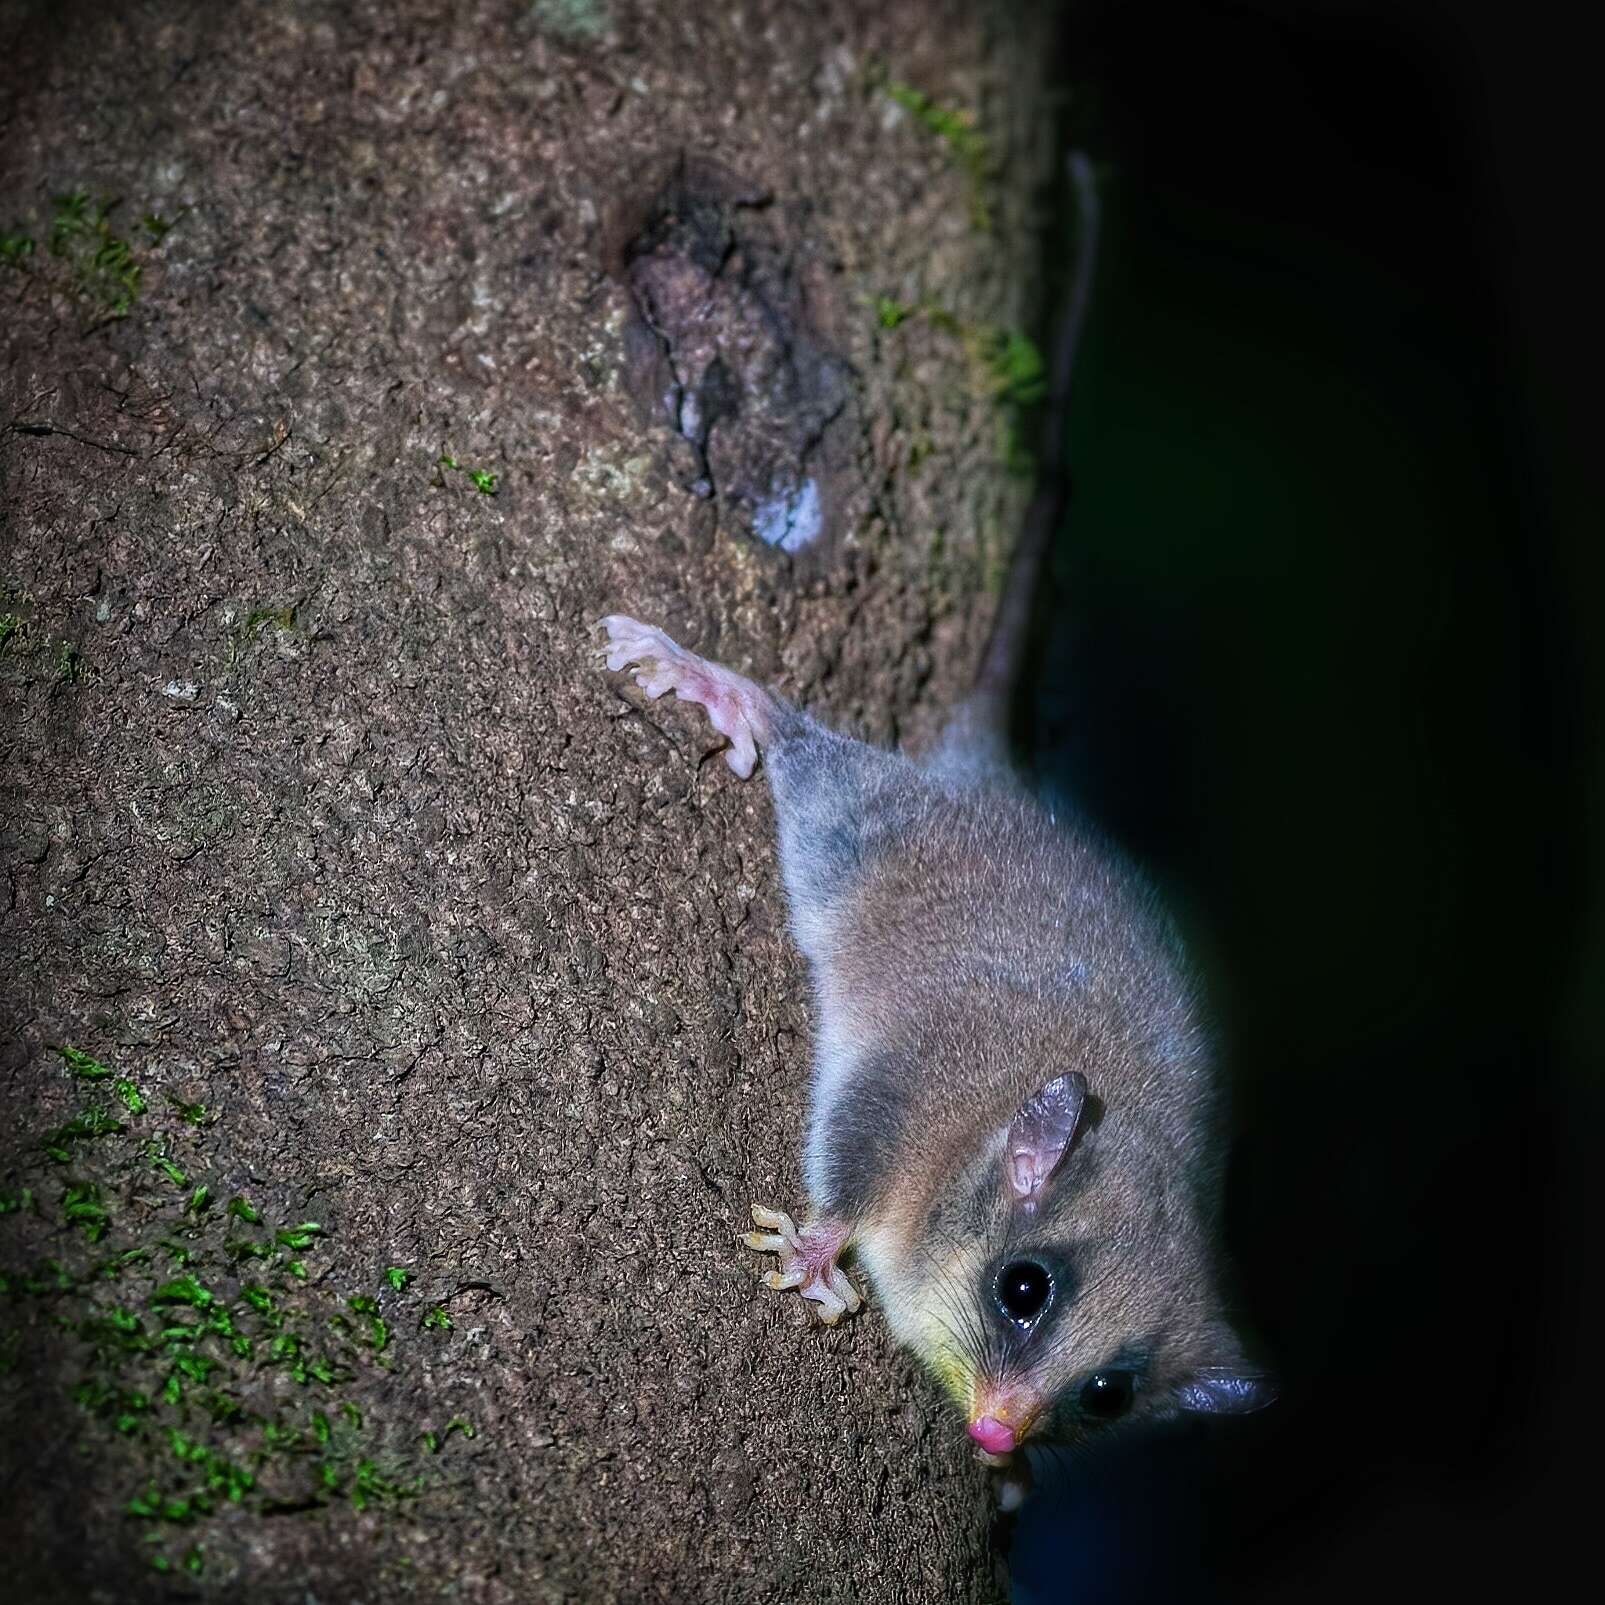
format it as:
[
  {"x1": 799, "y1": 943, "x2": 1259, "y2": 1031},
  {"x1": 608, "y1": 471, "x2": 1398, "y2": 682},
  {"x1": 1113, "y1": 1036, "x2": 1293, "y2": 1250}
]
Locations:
[
  {"x1": 827, "y1": 1265, "x2": 862, "y2": 1313},
  {"x1": 741, "y1": 1203, "x2": 861, "y2": 1326},
  {"x1": 598, "y1": 614, "x2": 770, "y2": 779},
  {"x1": 741, "y1": 1231, "x2": 790, "y2": 1253},
  {"x1": 748, "y1": 1204, "x2": 798, "y2": 1237}
]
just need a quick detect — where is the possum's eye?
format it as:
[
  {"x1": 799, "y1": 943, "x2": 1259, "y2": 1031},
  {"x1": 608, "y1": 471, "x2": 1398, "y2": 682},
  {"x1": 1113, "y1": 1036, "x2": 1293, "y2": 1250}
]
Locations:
[
  {"x1": 1078, "y1": 1370, "x2": 1136, "y2": 1419},
  {"x1": 995, "y1": 1259, "x2": 1052, "y2": 1325}
]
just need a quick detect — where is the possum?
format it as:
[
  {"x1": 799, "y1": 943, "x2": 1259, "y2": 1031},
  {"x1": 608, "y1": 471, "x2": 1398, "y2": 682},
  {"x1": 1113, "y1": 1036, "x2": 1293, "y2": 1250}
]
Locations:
[{"x1": 599, "y1": 156, "x2": 1273, "y2": 1484}]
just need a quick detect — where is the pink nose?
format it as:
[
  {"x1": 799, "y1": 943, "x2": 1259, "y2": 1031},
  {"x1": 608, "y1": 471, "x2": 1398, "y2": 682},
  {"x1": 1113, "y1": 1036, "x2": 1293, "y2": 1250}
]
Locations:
[{"x1": 967, "y1": 1415, "x2": 1017, "y2": 1455}]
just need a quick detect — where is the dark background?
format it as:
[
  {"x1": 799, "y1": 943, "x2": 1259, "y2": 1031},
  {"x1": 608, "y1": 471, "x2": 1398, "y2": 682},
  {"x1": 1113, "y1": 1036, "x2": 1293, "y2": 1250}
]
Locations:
[{"x1": 1015, "y1": 1, "x2": 1592, "y2": 1599}]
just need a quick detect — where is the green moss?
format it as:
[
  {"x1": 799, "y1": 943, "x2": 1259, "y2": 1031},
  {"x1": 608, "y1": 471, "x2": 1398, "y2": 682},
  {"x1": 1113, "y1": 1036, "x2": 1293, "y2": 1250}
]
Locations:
[
  {"x1": 347, "y1": 1294, "x2": 389, "y2": 1353},
  {"x1": 876, "y1": 295, "x2": 915, "y2": 330},
  {"x1": 1, "y1": 191, "x2": 159, "y2": 324},
  {"x1": 150, "y1": 1273, "x2": 213, "y2": 1309},
  {"x1": 0, "y1": 616, "x2": 94, "y2": 684},
  {"x1": 48, "y1": 190, "x2": 143, "y2": 316},
  {"x1": 56, "y1": 641, "x2": 85, "y2": 683},
  {"x1": 885, "y1": 81, "x2": 987, "y2": 164},
  {"x1": 979, "y1": 329, "x2": 1046, "y2": 478},
  {"x1": 421, "y1": 1415, "x2": 477, "y2": 1455},
  {"x1": 62, "y1": 1181, "x2": 110, "y2": 1243},
  {"x1": 43, "y1": 1106, "x2": 125, "y2": 1164},
  {"x1": 226, "y1": 604, "x2": 297, "y2": 669},
  {"x1": 2, "y1": 1045, "x2": 468, "y2": 1572},
  {"x1": 875, "y1": 302, "x2": 1046, "y2": 477},
  {"x1": 981, "y1": 328, "x2": 1047, "y2": 408},
  {"x1": 883, "y1": 80, "x2": 992, "y2": 229},
  {"x1": 438, "y1": 452, "x2": 500, "y2": 496},
  {"x1": 243, "y1": 605, "x2": 296, "y2": 636},
  {"x1": 60, "y1": 1046, "x2": 114, "y2": 1081},
  {"x1": 146, "y1": 1142, "x2": 187, "y2": 1188}
]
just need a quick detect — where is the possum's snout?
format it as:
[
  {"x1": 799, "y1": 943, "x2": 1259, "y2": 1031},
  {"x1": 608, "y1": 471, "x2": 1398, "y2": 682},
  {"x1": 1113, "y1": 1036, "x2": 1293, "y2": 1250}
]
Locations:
[
  {"x1": 966, "y1": 1378, "x2": 1044, "y2": 1458},
  {"x1": 967, "y1": 1415, "x2": 1017, "y2": 1455}
]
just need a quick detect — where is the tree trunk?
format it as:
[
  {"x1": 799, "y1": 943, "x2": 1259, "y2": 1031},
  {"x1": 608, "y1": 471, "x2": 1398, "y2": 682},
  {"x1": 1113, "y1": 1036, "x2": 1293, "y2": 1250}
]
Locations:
[{"x1": 0, "y1": 2, "x2": 1056, "y2": 1598}]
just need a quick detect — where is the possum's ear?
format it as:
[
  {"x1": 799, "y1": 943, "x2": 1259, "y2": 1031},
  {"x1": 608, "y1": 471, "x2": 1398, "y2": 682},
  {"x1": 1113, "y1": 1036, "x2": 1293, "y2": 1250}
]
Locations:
[
  {"x1": 1175, "y1": 1367, "x2": 1279, "y2": 1415},
  {"x1": 1004, "y1": 1072, "x2": 1087, "y2": 1211}
]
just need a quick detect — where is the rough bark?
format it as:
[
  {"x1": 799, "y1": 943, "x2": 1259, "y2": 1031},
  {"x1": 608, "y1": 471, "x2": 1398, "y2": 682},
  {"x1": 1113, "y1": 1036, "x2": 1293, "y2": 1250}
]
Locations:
[{"x1": 0, "y1": 1, "x2": 1056, "y2": 1599}]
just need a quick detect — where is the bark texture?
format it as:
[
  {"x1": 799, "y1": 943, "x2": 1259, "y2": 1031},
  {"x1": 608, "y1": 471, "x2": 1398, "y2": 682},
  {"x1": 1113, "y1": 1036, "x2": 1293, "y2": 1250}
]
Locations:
[{"x1": 0, "y1": 2, "x2": 1055, "y2": 1598}]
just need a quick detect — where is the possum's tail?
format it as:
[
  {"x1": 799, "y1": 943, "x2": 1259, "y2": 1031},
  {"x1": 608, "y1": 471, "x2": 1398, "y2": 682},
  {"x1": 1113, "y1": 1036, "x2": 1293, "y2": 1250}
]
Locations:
[{"x1": 932, "y1": 151, "x2": 1102, "y2": 781}]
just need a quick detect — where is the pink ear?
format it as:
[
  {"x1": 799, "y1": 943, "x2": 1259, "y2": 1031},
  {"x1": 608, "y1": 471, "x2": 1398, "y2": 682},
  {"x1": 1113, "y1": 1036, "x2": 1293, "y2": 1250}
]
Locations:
[{"x1": 1004, "y1": 1072, "x2": 1088, "y2": 1210}]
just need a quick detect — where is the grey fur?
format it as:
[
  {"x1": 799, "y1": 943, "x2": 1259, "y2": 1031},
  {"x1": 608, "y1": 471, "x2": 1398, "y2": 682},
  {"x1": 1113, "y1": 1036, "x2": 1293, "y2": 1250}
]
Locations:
[
  {"x1": 603, "y1": 615, "x2": 1271, "y2": 1442},
  {"x1": 757, "y1": 688, "x2": 1266, "y2": 1438}
]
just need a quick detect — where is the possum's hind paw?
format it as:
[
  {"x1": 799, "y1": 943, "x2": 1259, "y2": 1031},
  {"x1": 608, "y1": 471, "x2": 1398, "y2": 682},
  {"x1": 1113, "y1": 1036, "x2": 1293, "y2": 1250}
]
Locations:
[
  {"x1": 741, "y1": 1204, "x2": 861, "y2": 1326},
  {"x1": 600, "y1": 614, "x2": 773, "y2": 779}
]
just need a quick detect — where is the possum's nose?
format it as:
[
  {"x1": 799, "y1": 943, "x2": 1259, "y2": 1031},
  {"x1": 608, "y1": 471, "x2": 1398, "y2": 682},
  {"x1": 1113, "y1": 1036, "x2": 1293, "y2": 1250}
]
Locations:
[{"x1": 967, "y1": 1415, "x2": 1017, "y2": 1455}]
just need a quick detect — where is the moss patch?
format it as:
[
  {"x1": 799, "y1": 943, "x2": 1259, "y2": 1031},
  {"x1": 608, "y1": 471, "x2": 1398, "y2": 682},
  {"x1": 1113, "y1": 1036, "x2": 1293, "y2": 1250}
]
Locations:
[
  {"x1": 876, "y1": 300, "x2": 1046, "y2": 476},
  {"x1": 0, "y1": 190, "x2": 171, "y2": 328},
  {"x1": 0, "y1": 1048, "x2": 478, "y2": 1578},
  {"x1": 437, "y1": 452, "x2": 499, "y2": 495},
  {"x1": 882, "y1": 79, "x2": 992, "y2": 229}
]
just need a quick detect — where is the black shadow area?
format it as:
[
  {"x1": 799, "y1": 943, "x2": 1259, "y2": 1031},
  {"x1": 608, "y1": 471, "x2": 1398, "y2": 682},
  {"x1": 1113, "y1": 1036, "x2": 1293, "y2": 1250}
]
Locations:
[{"x1": 1013, "y1": 2, "x2": 1594, "y2": 1599}]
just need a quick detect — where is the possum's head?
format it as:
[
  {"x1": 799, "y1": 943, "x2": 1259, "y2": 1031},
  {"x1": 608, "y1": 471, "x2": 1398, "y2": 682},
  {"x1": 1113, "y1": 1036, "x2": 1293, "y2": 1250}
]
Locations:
[{"x1": 857, "y1": 1067, "x2": 1275, "y2": 1459}]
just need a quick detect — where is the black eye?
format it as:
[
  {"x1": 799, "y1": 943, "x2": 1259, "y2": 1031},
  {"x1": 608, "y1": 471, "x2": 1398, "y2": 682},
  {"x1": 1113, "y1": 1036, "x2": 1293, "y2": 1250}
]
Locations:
[
  {"x1": 1078, "y1": 1370, "x2": 1136, "y2": 1419},
  {"x1": 995, "y1": 1259, "x2": 1052, "y2": 1325}
]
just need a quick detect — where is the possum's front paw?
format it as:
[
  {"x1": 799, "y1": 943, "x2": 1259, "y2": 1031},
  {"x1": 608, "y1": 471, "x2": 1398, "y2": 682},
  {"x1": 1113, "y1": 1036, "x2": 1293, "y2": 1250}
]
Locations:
[
  {"x1": 600, "y1": 614, "x2": 773, "y2": 778},
  {"x1": 741, "y1": 1204, "x2": 861, "y2": 1326}
]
